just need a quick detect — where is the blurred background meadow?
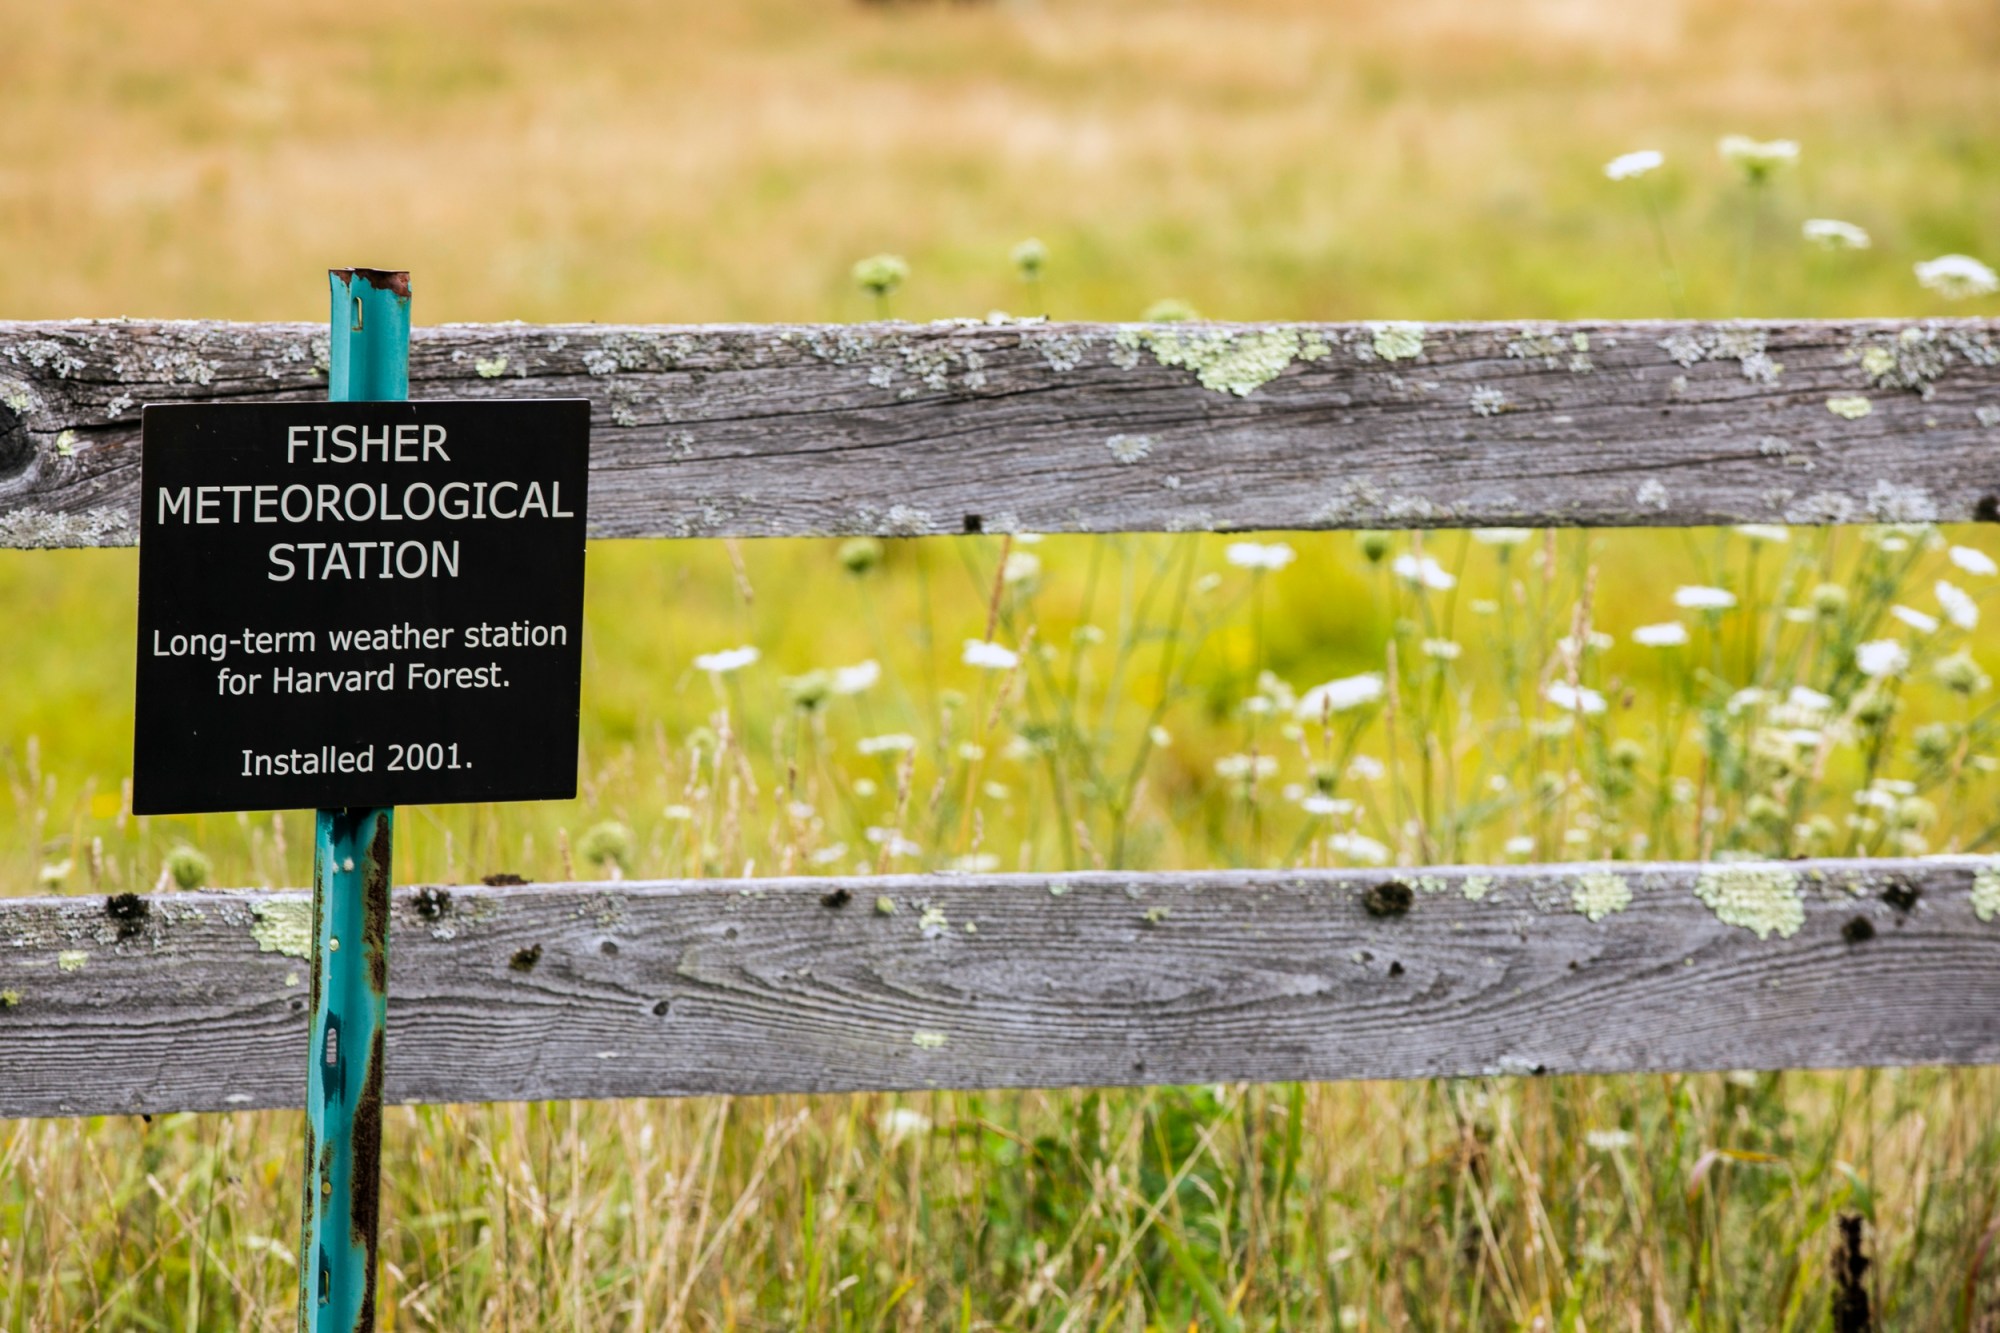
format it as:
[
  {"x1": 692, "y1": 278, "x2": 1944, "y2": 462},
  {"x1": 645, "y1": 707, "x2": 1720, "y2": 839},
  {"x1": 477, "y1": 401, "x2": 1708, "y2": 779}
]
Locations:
[{"x1": 5, "y1": 0, "x2": 2000, "y2": 1327}]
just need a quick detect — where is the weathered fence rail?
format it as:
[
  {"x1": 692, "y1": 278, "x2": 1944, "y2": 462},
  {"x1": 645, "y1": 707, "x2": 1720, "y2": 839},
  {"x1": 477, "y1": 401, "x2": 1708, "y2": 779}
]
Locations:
[
  {"x1": 4, "y1": 318, "x2": 1998, "y2": 547},
  {"x1": 6, "y1": 316, "x2": 2000, "y2": 1121},
  {"x1": 4, "y1": 859, "x2": 1998, "y2": 1119}
]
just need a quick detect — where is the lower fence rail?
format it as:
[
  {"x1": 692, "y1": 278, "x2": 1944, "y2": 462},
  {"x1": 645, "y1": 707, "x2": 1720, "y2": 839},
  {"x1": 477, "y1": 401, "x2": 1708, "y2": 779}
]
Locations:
[{"x1": 3, "y1": 858, "x2": 1997, "y2": 1119}]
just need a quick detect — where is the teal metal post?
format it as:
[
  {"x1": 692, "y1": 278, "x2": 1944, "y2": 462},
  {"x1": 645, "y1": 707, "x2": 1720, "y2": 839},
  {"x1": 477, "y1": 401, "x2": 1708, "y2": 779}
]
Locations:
[{"x1": 299, "y1": 269, "x2": 408, "y2": 1333}]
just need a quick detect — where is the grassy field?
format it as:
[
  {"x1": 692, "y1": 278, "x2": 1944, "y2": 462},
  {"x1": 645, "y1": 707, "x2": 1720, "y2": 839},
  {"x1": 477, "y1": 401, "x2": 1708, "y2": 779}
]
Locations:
[{"x1": 6, "y1": 0, "x2": 2000, "y2": 1327}]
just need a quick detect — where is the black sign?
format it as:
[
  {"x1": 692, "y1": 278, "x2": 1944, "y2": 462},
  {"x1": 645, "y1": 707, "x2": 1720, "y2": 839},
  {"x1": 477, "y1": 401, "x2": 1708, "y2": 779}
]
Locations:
[{"x1": 133, "y1": 400, "x2": 590, "y2": 815}]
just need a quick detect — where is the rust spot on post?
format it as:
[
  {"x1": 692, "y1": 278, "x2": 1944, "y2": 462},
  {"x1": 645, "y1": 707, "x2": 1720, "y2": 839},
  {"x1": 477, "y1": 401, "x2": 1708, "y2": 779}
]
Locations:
[
  {"x1": 331, "y1": 268, "x2": 411, "y2": 300},
  {"x1": 363, "y1": 818, "x2": 392, "y2": 995},
  {"x1": 349, "y1": 1025, "x2": 386, "y2": 1331}
]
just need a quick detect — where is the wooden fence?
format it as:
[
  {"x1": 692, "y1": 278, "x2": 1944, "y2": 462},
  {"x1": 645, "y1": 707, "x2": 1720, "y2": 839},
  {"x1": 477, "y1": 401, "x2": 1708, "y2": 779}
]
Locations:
[{"x1": 4, "y1": 317, "x2": 1999, "y2": 1119}]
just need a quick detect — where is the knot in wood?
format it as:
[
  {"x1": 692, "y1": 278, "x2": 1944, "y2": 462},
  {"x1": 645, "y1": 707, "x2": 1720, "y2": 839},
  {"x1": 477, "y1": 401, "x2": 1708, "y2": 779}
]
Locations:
[{"x1": 1363, "y1": 880, "x2": 1413, "y2": 919}]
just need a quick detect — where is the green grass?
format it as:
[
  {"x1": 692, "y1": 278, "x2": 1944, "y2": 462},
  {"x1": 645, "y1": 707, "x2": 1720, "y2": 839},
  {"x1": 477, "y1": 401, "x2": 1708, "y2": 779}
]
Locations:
[{"x1": 6, "y1": 0, "x2": 2000, "y2": 1326}]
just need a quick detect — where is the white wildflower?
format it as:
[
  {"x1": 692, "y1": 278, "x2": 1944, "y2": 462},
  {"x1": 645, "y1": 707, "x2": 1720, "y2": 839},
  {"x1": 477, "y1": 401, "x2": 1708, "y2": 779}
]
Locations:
[
  {"x1": 663, "y1": 804, "x2": 694, "y2": 821},
  {"x1": 1421, "y1": 638, "x2": 1462, "y2": 661},
  {"x1": 1001, "y1": 551, "x2": 1041, "y2": 585},
  {"x1": 1226, "y1": 541, "x2": 1296, "y2": 571},
  {"x1": 1148, "y1": 725, "x2": 1171, "y2": 748},
  {"x1": 1802, "y1": 219, "x2": 1870, "y2": 250},
  {"x1": 1215, "y1": 753, "x2": 1279, "y2": 782},
  {"x1": 1545, "y1": 681, "x2": 1608, "y2": 715},
  {"x1": 1733, "y1": 524, "x2": 1790, "y2": 543},
  {"x1": 863, "y1": 827, "x2": 921, "y2": 858},
  {"x1": 1472, "y1": 528, "x2": 1535, "y2": 545},
  {"x1": 858, "y1": 733, "x2": 918, "y2": 755},
  {"x1": 878, "y1": 1107, "x2": 933, "y2": 1145},
  {"x1": 1604, "y1": 149, "x2": 1663, "y2": 181},
  {"x1": 1674, "y1": 585, "x2": 1737, "y2": 610},
  {"x1": 1504, "y1": 835, "x2": 1536, "y2": 857},
  {"x1": 1787, "y1": 686, "x2": 1834, "y2": 713},
  {"x1": 1936, "y1": 581, "x2": 1979, "y2": 631},
  {"x1": 1949, "y1": 545, "x2": 1998, "y2": 577},
  {"x1": 1347, "y1": 755, "x2": 1385, "y2": 781},
  {"x1": 1391, "y1": 553, "x2": 1456, "y2": 591},
  {"x1": 1297, "y1": 673, "x2": 1385, "y2": 718},
  {"x1": 1718, "y1": 135, "x2": 1799, "y2": 180},
  {"x1": 832, "y1": 659, "x2": 882, "y2": 694},
  {"x1": 1855, "y1": 639, "x2": 1909, "y2": 678},
  {"x1": 1559, "y1": 630, "x2": 1614, "y2": 656},
  {"x1": 1300, "y1": 795, "x2": 1355, "y2": 817},
  {"x1": 1585, "y1": 1129, "x2": 1635, "y2": 1152},
  {"x1": 1632, "y1": 621, "x2": 1690, "y2": 647},
  {"x1": 1915, "y1": 254, "x2": 1999, "y2": 301},
  {"x1": 1328, "y1": 832, "x2": 1390, "y2": 865},
  {"x1": 948, "y1": 853, "x2": 999, "y2": 874},
  {"x1": 1891, "y1": 605, "x2": 1940, "y2": 634},
  {"x1": 1727, "y1": 687, "x2": 1768, "y2": 714},
  {"x1": 962, "y1": 639, "x2": 1020, "y2": 670},
  {"x1": 693, "y1": 645, "x2": 759, "y2": 674}
]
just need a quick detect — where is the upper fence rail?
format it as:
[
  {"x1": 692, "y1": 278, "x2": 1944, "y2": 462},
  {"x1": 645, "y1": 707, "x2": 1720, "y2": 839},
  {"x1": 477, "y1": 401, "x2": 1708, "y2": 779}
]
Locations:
[{"x1": 2, "y1": 318, "x2": 1997, "y2": 548}]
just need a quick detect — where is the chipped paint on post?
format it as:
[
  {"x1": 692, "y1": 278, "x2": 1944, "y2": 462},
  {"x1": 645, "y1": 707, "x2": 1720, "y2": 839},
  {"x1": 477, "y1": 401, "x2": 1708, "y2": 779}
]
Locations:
[
  {"x1": 301, "y1": 807, "x2": 392, "y2": 1333},
  {"x1": 298, "y1": 267, "x2": 407, "y2": 1333}
]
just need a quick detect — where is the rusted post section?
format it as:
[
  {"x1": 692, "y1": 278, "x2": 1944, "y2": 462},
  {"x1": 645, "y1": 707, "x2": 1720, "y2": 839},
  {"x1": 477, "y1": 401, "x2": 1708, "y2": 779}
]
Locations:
[{"x1": 298, "y1": 268, "x2": 407, "y2": 1333}]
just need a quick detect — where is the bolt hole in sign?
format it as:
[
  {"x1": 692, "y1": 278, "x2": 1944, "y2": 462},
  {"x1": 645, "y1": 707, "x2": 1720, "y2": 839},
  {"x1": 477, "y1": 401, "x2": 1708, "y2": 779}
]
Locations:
[{"x1": 133, "y1": 400, "x2": 590, "y2": 814}]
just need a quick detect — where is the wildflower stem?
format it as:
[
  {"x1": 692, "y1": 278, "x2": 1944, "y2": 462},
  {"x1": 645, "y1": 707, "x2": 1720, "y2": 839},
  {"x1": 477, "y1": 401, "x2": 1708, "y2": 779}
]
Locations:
[{"x1": 1638, "y1": 184, "x2": 1687, "y2": 317}]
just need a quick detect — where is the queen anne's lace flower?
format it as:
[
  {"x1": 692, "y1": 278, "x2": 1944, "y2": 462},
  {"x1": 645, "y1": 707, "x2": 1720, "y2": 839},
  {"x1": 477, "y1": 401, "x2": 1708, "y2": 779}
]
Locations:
[
  {"x1": 694, "y1": 645, "x2": 759, "y2": 674},
  {"x1": 1391, "y1": 553, "x2": 1456, "y2": 590},
  {"x1": 1225, "y1": 542, "x2": 1296, "y2": 571},
  {"x1": 1603, "y1": 150, "x2": 1663, "y2": 181},
  {"x1": 1856, "y1": 639, "x2": 1909, "y2": 678},
  {"x1": 1802, "y1": 219, "x2": 1870, "y2": 250},
  {"x1": 1915, "y1": 254, "x2": 1998, "y2": 300},
  {"x1": 1718, "y1": 135, "x2": 1799, "y2": 181},
  {"x1": 1545, "y1": 682, "x2": 1607, "y2": 714},
  {"x1": 1329, "y1": 832, "x2": 1390, "y2": 864},
  {"x1": 962, "y1": 640, "x2": 1019, "y2": 670},
  {"x1": 832, "y1": 660, "x2": 881, "y2": 694},
  {"x1": 1674, "y1": 586, "x2": 1737, "y2": 610},
  {"x1": 1950, "y1": 546, "x2": 1999, "y2": 577},
  {"x1": 1891, "y1": 605, "x2": 1940, "y2": 634},
  {"x1": 1936, "y1": 581, "x2": 1979, "y2": 630},
  {"x1": 1632, "y1": 622, "x2": 1689, "y2": 647},
  {"x1": 1296, "y1": 674, "x2": 1385, "y2": 718}
]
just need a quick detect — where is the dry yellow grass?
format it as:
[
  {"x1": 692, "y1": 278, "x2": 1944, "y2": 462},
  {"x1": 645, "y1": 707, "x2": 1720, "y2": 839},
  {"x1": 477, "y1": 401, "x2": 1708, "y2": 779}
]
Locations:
[{"x1": 1, "y1": 0, "x2": 1995, "y2": 324}]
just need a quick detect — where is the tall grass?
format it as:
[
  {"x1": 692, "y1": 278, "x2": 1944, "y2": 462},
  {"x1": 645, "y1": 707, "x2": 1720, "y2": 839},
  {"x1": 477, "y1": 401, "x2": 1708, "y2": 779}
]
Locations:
[
  {"x1": 9, "y1": 522, "x2": 2000, "y2": 1327},
  {"x1": 7, "y1": 1071, "x2": 2000, "y2": 1328}
]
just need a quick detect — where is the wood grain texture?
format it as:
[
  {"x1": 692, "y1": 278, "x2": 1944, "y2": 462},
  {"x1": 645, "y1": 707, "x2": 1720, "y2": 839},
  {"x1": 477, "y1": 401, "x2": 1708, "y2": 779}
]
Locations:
[
  {"x1": 4, "y1": 858, "x2": 1996, "y2": 1118},
  {"x1": 4, "y1": 319, "x2": 1997, "y2": 548}
]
